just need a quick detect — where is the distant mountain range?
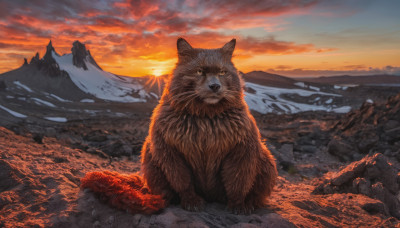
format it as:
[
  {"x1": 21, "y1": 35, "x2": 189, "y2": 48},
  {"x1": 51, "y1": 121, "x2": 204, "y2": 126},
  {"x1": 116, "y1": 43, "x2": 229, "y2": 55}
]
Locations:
[
  {"x1": 0, "y1": 40, "x2": 399, "y2": 122},
  {"x1": 300, "y1": 75, "x2": 400, "y2": 85}
]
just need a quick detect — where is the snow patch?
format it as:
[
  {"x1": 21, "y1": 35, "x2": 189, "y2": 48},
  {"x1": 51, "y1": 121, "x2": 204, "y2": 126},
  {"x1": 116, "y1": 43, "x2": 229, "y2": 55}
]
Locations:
[
  {"x1": 83, "y1": 109, "x2": 100, "y2": 115},
  {"x1": 43, "y1": 93, "x2": 71, "y2": 102},
  {"x1": 44, "y1": 117, "x2": 67, "y2": 122},
  {"x1": 0, "y1": 105, "x2": 27, "y2": 118},
  {"x1": 14, "y1": 81, "x2": 33, "y2": 92},
  {"x1": 31, "y1": 98, "x2": 56, "y2": 108},
  {"x1": 80, "y1": 99, "x2": 95, "y2": 103},
  {"x1": 334, "y1": 85, "x2": 349, "y2": 90},
  {"x1": 309, "y1": 86, "x2": 320, "y2": 91},
  {"x1": 325, "y1": 98, "x2": 333, "y2": 104},
  {"x1": 332, "y1": 106, "x2": 352, "y2": 113},
  {"x1": 294, "y1": 82, "x2": 306, "y2": 88},
  {"x1": 294, "y1": 82, "x2": 320, "y2": 91},
  {"x1": 150, "y1": 92, "x2": 159, "y2": 99}
]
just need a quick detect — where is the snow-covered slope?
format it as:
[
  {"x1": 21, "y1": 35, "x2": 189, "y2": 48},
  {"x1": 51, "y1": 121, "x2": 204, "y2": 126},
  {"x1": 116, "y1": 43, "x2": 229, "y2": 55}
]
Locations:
[
  {"x1": 0, "y1": 40, "x2": 360, "y2": 116},
  {"x1": 53, "y1": 52, "x2": 148, "y2": 103},
  {"x1": 244, "y1": 82, "x2": 351, "y2": 114}
]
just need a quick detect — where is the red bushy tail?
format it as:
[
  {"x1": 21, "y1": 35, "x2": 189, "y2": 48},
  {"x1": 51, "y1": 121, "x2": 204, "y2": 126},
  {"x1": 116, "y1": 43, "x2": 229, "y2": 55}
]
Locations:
[{"x1": 80, "y1": 171, "x2": 165, "y2": 214}]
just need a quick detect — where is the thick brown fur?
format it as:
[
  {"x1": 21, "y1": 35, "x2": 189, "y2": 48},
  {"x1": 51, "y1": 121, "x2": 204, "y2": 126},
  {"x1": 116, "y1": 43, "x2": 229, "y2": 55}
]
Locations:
[
  {"x1": 141, "y1": 38, "x2": 278, "y2": 214},
  {"x1": 80, "y1": 171, "x2": 165, "y2": 214}
]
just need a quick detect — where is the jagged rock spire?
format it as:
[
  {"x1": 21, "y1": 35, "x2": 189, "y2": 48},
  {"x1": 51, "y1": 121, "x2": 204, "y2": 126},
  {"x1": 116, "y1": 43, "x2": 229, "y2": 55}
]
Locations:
[
  {"x1": 71, "y1": 41, "x2": 102, "y2": 71},
  {"x1": 72, "y1": 41, "x2": 88, "y2": 70},
  {"x1": 27, "y1": 40, "x2": 66, "y2": 77},
  {"x1": 43, "y1": 40, "x2": 56, "y2": 62},
  {"x1": 23, "y1": 58, "x2": 28, "y2": 66},
  {"x1": 29, "y1": 52, "x2": 40, "y2": 64}
]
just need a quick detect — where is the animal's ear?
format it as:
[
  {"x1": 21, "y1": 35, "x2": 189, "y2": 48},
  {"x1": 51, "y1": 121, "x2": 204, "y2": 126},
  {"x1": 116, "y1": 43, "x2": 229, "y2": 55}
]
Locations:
[
  {"x1": 221, "y1": 39, "x2": 236, "y2": 57},
  {"x1": 177, "y1": 38, "x2": 193, "y2": 56}
]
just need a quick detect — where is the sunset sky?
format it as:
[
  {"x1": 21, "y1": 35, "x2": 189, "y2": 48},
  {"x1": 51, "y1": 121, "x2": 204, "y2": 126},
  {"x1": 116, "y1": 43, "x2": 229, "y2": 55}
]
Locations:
[{"x1": 0, "y1": 0, "x2": 399, "y2": 77}]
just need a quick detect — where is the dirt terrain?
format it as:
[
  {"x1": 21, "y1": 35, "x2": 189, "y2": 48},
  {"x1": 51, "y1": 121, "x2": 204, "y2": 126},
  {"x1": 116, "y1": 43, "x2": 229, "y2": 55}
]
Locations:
[{"x1": 1, "y1": 94, "x2": 399, "y2": 227}]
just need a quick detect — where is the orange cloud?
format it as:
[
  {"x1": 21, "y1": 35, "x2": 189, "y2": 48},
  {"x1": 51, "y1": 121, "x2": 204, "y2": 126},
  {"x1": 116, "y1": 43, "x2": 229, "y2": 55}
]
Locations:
[{"x1": 4, "y1": 0, "x2": 394, "y2": 77}]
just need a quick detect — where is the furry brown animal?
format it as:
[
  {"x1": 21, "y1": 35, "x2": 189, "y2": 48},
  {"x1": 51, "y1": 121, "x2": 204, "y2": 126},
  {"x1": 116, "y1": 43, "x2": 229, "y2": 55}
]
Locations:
[{"x1": 141, "y1": 38, "x2": 277, "y2": 214}]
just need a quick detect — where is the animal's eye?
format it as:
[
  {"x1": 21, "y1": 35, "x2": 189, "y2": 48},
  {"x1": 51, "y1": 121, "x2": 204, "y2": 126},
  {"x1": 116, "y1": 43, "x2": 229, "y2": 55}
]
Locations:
[
  {"x1": 196, "y1": 69, "x2": 203, "y2": 75},
  {"x1": 219, "y1": 70, "x2": 227, "y2": 76}
]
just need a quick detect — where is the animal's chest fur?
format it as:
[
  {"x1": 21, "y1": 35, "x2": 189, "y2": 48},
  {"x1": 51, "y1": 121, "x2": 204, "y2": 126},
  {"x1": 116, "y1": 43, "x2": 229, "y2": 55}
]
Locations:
[{"x1": 159, "y1": 109, "x2": 250, "y2": 192}]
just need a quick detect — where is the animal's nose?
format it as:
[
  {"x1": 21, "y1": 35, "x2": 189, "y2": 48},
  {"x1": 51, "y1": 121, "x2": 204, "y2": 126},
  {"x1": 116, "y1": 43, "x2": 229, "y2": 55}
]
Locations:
[{"x1": 209, "y1": 84, "x2": 221, "y2": 92}]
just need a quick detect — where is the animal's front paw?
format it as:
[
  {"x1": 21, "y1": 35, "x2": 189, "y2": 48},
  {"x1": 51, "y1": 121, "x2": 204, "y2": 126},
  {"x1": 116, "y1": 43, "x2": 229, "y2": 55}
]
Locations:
[
  {"x1": 180, "y1": 192, "x2": 205, "y2": 212},
  {"x1": 228, "y1": 202, "x2": 255, "y2": 215}
]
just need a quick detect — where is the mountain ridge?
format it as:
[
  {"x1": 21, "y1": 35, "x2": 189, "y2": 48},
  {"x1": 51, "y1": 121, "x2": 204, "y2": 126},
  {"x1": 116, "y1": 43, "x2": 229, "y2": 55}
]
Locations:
[
  {"x1": 300, "y1": 74, "x2": 400, "y2": 85},
  {"x1": 1, "y1": 40, "x2": 400, "y2": 119}
]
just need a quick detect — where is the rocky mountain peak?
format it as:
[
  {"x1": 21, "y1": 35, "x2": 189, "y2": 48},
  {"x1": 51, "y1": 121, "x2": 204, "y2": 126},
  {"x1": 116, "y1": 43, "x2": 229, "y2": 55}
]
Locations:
[
  {"x1": 26, "y1": 41, "x2": 66, "y2": 77},
  {"x1": 47, "y1": 40, "x2": 54, "y2": 52},
  {"x1": 71, "y1": 41, "x2": 88, "y2": 70},
  {"x1": 43, "y1": 40, "x2": 56, "y2": 62},
  {"x1": 71, "y1": 40, "x2": 102, "y2": 71},
  {"x1": 43, "y1": 40, "x2": 58, "y2": 61},
  {"x1": 30, "y1": 52, "x2": 40, "y2": 65}
]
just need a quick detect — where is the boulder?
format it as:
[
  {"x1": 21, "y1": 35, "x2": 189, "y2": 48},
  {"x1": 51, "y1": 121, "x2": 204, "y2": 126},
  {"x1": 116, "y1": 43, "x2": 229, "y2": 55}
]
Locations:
[
  {"x1": 331, "y1": 93, "x2": 400, "y2": 161},
  {"x1": 327, "y1": 137, "x2": 356, "y2": 161},
  {"x1": 313, "y1": 153, "x2": 400, "y2": 219}
]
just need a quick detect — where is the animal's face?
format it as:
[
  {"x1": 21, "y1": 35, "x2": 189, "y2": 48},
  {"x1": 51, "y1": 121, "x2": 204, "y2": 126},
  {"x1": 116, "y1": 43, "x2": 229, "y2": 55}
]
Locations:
[{"x1": 170, "y1": 38, "x2": 243, "y2": 106}]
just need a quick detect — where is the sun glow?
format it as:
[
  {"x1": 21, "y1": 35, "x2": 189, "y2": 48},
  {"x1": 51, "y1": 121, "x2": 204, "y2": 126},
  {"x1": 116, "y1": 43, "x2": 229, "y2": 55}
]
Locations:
[{"x1": 152, "y1": 69, "x2": 164, "y2": 77}]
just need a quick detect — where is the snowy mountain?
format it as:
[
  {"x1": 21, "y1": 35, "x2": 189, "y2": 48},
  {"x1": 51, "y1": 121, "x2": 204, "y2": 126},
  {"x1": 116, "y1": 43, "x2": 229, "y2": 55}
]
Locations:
[
  {"x1": 244, "y1": 82, "x2": 351, "y2": 114},
  {"x1": 2, "y1": 40, "x2": 400, "y2": 123},
  {"x1": 1, "y1": 41, "x2": 155, "y2": 104},
  {"x1": 52, "y1": 41, "x2": 154, "y2": 103},
  {"x1": 53, "y1": 51, "x2": 149, "y2": 103}
]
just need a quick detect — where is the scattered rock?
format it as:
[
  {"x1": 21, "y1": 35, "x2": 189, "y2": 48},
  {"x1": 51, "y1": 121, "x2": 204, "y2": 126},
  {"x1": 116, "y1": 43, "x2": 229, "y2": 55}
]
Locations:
[
  {"x1": 332, "y1": 93, "x2": 400, "y2": 161},
  {"x1": 45, "y1": 127, "x2": 57, "y2": 137},
  {"x1": 327, "y1": 137, "x2": 356, "y2": 161},
  {"x1": 313, "y1": 153, "x2": 400, "y2": 219},
  {"x1": 279, "y1": 144, "x2": 294, "y2": 162},
  {"x1": 356, "y1": 131, "x2": 379, "y2": 153},
  {"x1": 33, "y1": 133, "x2": 44, "y2": 144},
  {"x1": 361, "y1": 201, "x2": 389, "y2": 216},
  {"x1": 298, "y1": 145, "x2": 317, "y2": 154},
  {"x1": 352, "y1": 178, "x2": 371, "y2": 195},
  {"x1": 83, "y1": 130, "x2": 108, "y2": 142},
  {"x1": 258, "y1": 213, "x2": 296, "y2": 228},
  {"x1": 86, "y1": 147, "x2": 108, "y2": 159},
  {"x1": 102, "y1": 139, "x2": 133, "y2": 157},
  {"x1": 53, "y1": 157, "x2": 68, "y2": 163}
]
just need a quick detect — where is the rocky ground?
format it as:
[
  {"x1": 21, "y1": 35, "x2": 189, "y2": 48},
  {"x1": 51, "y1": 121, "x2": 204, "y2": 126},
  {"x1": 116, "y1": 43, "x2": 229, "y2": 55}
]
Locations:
[
  {"x1": 1, "y1": 126, "x2": 399, "y2": 228},
  {"x1": 0, "y1": 94, "x2": 399, "y2": 227}
]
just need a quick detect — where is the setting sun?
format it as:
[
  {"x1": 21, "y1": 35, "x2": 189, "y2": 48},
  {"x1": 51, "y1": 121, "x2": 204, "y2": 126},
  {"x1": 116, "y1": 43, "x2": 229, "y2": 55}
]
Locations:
[{"x1": 152, "y1": 69, "x2": 165, "y2": 77}]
